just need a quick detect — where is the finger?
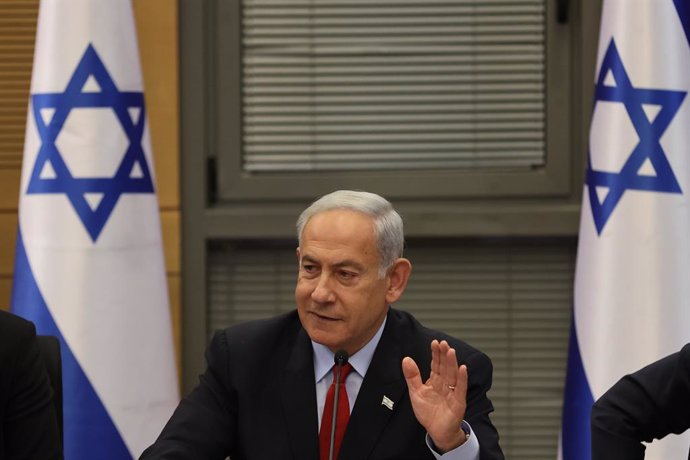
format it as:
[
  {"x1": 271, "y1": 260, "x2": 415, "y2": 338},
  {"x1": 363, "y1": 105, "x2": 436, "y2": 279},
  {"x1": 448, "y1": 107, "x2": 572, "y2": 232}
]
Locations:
[
  {"x1": 430, "y1": 340, "x2": 440, "y2": 375},
  {"x1": 429, "y1": 340, "x2": 444, "y2": 389},
  {"x1": 455, "y1": 364, "x2": 468, "y2": 399},
  {"x1": 438, "y1": 341, "x2": 454, "y2": 386},
  {"x1": 402, "y1": 356, "x2": 424, "y2": 392},
  {"x1": 436, "y1": 341, "x2": 445, "y2": 376},
  {"x1": 435, "y1": 341, "x2": 455, "y2": 393},
  {"x1": 452, "y1": 364, "x2": 469, "y2": 418}
]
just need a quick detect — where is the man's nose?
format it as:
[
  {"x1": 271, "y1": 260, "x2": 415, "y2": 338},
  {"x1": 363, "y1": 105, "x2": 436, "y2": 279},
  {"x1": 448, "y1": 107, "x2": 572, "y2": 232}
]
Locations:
[{"x1": 311, "y1": 274, "x2": 335, "y2": 303}]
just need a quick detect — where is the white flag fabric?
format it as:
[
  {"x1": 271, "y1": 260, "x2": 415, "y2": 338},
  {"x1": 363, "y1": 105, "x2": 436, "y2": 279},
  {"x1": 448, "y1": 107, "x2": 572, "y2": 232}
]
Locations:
[
  {"x1": 11, "y1": 0, "x2": 179, "y2": 458},
  {"x1": 560, "y1": 0, "x2": 690, "y2": 459}
]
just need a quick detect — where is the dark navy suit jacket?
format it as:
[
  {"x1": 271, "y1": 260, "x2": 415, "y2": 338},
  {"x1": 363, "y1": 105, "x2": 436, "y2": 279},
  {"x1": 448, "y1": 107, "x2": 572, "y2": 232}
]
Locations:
[
  {"x1": 591, "y1": 343, "x2": 690, "y2": 460},
  {"x1": 141, "y1": 308, "x2": 503, "y2": 459},
  {"x1": 0, "y1": 310, "x2": 62, "y2": 459}
]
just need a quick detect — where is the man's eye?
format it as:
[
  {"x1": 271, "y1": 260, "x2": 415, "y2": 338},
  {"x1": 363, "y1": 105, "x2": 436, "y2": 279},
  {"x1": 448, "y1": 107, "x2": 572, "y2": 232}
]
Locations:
[
  {"x1": 338, "y1": 270, "x2": 356, "y2": 280},
  {"x1": 302, "y1": 264, "x2": 317, "y2": 273}
]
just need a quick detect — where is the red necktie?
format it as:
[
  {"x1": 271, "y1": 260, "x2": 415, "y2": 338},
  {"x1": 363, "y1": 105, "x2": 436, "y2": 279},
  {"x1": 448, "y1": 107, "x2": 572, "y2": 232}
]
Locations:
[{"x1": 319, "y1": 363, "x2": 353, "y2": 460}]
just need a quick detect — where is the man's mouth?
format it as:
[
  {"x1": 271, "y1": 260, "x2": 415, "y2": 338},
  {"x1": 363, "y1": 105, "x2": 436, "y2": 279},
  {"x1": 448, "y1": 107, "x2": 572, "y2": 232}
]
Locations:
[{"x1": 312, "y1": 311, "x2": 339, "y2": 322}]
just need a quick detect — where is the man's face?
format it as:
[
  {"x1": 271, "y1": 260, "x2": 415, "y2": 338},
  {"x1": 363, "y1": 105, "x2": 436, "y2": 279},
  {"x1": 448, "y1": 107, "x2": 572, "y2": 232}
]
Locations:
[{"x1": 296, "y1": 209, "x2": 392, "y2": 355}]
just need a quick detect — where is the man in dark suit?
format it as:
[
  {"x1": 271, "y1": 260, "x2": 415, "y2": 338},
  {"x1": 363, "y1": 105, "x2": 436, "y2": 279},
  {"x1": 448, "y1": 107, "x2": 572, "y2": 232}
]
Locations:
[
  {"x1": 142, "y1": 190, "x2": 503, "y2": 460},
  {"x1": 0, "y1": 309, "x2": 62, "y2": 459},
  {"x1": 591, "y1": 343, "x2": 690, "y2": 459}
]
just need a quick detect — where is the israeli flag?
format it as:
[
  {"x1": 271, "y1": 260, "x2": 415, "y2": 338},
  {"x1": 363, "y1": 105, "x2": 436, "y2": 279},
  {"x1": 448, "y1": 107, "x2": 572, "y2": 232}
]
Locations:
[
  {"x1": 560, "y1": 1, "x2": 690, "y2": 459},
  {"x1": 11, "y1": 1, "x2": 179, "y2": 458}
]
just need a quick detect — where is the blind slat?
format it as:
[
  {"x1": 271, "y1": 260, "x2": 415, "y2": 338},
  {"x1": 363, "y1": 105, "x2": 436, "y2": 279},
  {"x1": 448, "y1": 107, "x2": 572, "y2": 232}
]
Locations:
[{"x1": 241, "y1": 0, "x2": 546, "y2": 172}]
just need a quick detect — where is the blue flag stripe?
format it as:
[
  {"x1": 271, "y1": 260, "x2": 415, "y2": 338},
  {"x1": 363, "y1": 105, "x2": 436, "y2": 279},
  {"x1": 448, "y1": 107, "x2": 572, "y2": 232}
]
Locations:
[
  {"x1": 11, "y1": 229, "x2": 132, "y2": 460},
  {"x1": 561, "y1": 318, "x2": 594, "y2": 460},
  {"x1": 673, "y1": 0, "x2": 690, "y2": 47}
]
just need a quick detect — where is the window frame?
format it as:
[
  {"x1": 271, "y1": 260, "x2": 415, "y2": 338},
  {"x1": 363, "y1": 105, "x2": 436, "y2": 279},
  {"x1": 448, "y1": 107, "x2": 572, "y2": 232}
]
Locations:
[{"x1": 212, "y1": 0, "x2": 574, "y2": 203}]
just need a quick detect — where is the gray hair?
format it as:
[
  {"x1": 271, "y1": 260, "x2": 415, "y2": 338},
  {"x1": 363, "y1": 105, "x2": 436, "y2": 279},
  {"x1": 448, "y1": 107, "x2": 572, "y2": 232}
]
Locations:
[{"x1": 296, "y1": 190, "x2": 404, "y2": 277}]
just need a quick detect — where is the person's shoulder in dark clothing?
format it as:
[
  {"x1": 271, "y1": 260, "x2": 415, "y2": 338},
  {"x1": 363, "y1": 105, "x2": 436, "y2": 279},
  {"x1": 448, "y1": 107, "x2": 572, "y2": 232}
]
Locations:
[
  {"x1": 591, "y1": 343, "x2": 690, "y2": 460},
  {"x1": 0, "y1": 309, "x2": 62, "y2": 460}
]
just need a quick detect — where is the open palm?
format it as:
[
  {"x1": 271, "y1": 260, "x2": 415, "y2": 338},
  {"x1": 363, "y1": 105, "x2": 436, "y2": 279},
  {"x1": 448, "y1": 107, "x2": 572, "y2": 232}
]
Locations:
[{"x1": 402, "y1": 340, "x2": 469, "y2": 453}]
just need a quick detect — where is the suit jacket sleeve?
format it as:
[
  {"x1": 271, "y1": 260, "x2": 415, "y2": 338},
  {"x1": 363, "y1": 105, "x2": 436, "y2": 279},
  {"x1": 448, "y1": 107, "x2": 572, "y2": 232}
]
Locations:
[
  {"x1": 590, "y1": 343, "x2": 690, "y2": 460},
  {"x1": 1, "y1": 313, "x2": 62, "y2": 460},
  {"x1": 462, "y1": 349, "x2": 502, "y2": 460},
  {"x1": 140, "y1": 330, "x2": 237, "y2": 460}
]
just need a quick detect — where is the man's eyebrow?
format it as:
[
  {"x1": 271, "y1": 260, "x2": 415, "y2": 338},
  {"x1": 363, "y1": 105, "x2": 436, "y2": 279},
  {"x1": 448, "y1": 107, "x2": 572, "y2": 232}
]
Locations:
[
  {"x1": 299, "y1": 255, "x2": 365, "y2": 272},
  {"x1": 300, "y1": 255, "x2": 319, "y2": 264},
  {"x1": 332, "y1": 260, "x2": 365, "y2": 272}
]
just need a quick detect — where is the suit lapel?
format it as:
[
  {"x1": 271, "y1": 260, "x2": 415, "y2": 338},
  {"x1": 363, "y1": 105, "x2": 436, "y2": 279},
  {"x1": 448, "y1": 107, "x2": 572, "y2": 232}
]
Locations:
[
  {"x1": 281, "y1": 327, "x2": 320, "y2": 460},
  {"x1": 339, "y1": 313, "x2": 407, "y2": 460}
]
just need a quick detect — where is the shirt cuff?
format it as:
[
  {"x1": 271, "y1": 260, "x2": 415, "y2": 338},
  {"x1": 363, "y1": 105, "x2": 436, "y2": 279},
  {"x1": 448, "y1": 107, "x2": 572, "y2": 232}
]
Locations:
[{"x1": 425, "y1": 421, "x2": 480, "y2": 460}]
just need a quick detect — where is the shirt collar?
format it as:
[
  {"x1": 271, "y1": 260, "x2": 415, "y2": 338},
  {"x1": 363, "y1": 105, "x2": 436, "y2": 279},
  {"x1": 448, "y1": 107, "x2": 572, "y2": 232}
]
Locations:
[{"x1": 312, "y1": 314, "x2": 388, "y2": 383}]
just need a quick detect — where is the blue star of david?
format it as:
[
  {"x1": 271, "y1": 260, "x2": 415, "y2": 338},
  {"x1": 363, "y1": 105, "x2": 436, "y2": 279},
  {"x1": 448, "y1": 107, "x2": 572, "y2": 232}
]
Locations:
[
  {"x1": 26, "y1": 43, "x2": 155, "y2": 242},
  {"x1": 586, "y1": 39, "x2": 686, "y2": 234}
]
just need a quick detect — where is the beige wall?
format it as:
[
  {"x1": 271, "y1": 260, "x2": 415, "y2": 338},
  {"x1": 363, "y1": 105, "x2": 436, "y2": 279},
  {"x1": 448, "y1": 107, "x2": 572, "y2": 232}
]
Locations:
[
  {"x1": 0, "y1": 0, "x2": 181, "y2": 373},
  {"x1": 134, "y1": 0, "x2": 182, "y2": 374}
]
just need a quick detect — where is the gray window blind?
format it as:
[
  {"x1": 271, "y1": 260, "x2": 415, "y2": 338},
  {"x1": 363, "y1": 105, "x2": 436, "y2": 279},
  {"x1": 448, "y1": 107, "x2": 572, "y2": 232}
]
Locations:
[
  {"x1": 241, "y1": 0, "x2": 547, "y2": 172},
  {"x1": 207, "y1": 239, "x2": 575, "y2": 459}
]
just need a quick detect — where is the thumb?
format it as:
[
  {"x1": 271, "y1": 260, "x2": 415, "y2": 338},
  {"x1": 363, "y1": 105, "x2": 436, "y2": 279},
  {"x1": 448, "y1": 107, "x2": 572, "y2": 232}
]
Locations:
[{"x1": 402, "y1": 356, "x2": 423, "y2": 392}]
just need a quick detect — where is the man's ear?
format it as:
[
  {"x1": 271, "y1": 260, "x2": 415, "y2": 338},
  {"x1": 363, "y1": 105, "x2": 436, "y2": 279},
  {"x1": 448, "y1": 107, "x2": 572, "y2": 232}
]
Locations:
[{"x1": 385, "y1": 258, "x2": 412, "y2": 304}]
